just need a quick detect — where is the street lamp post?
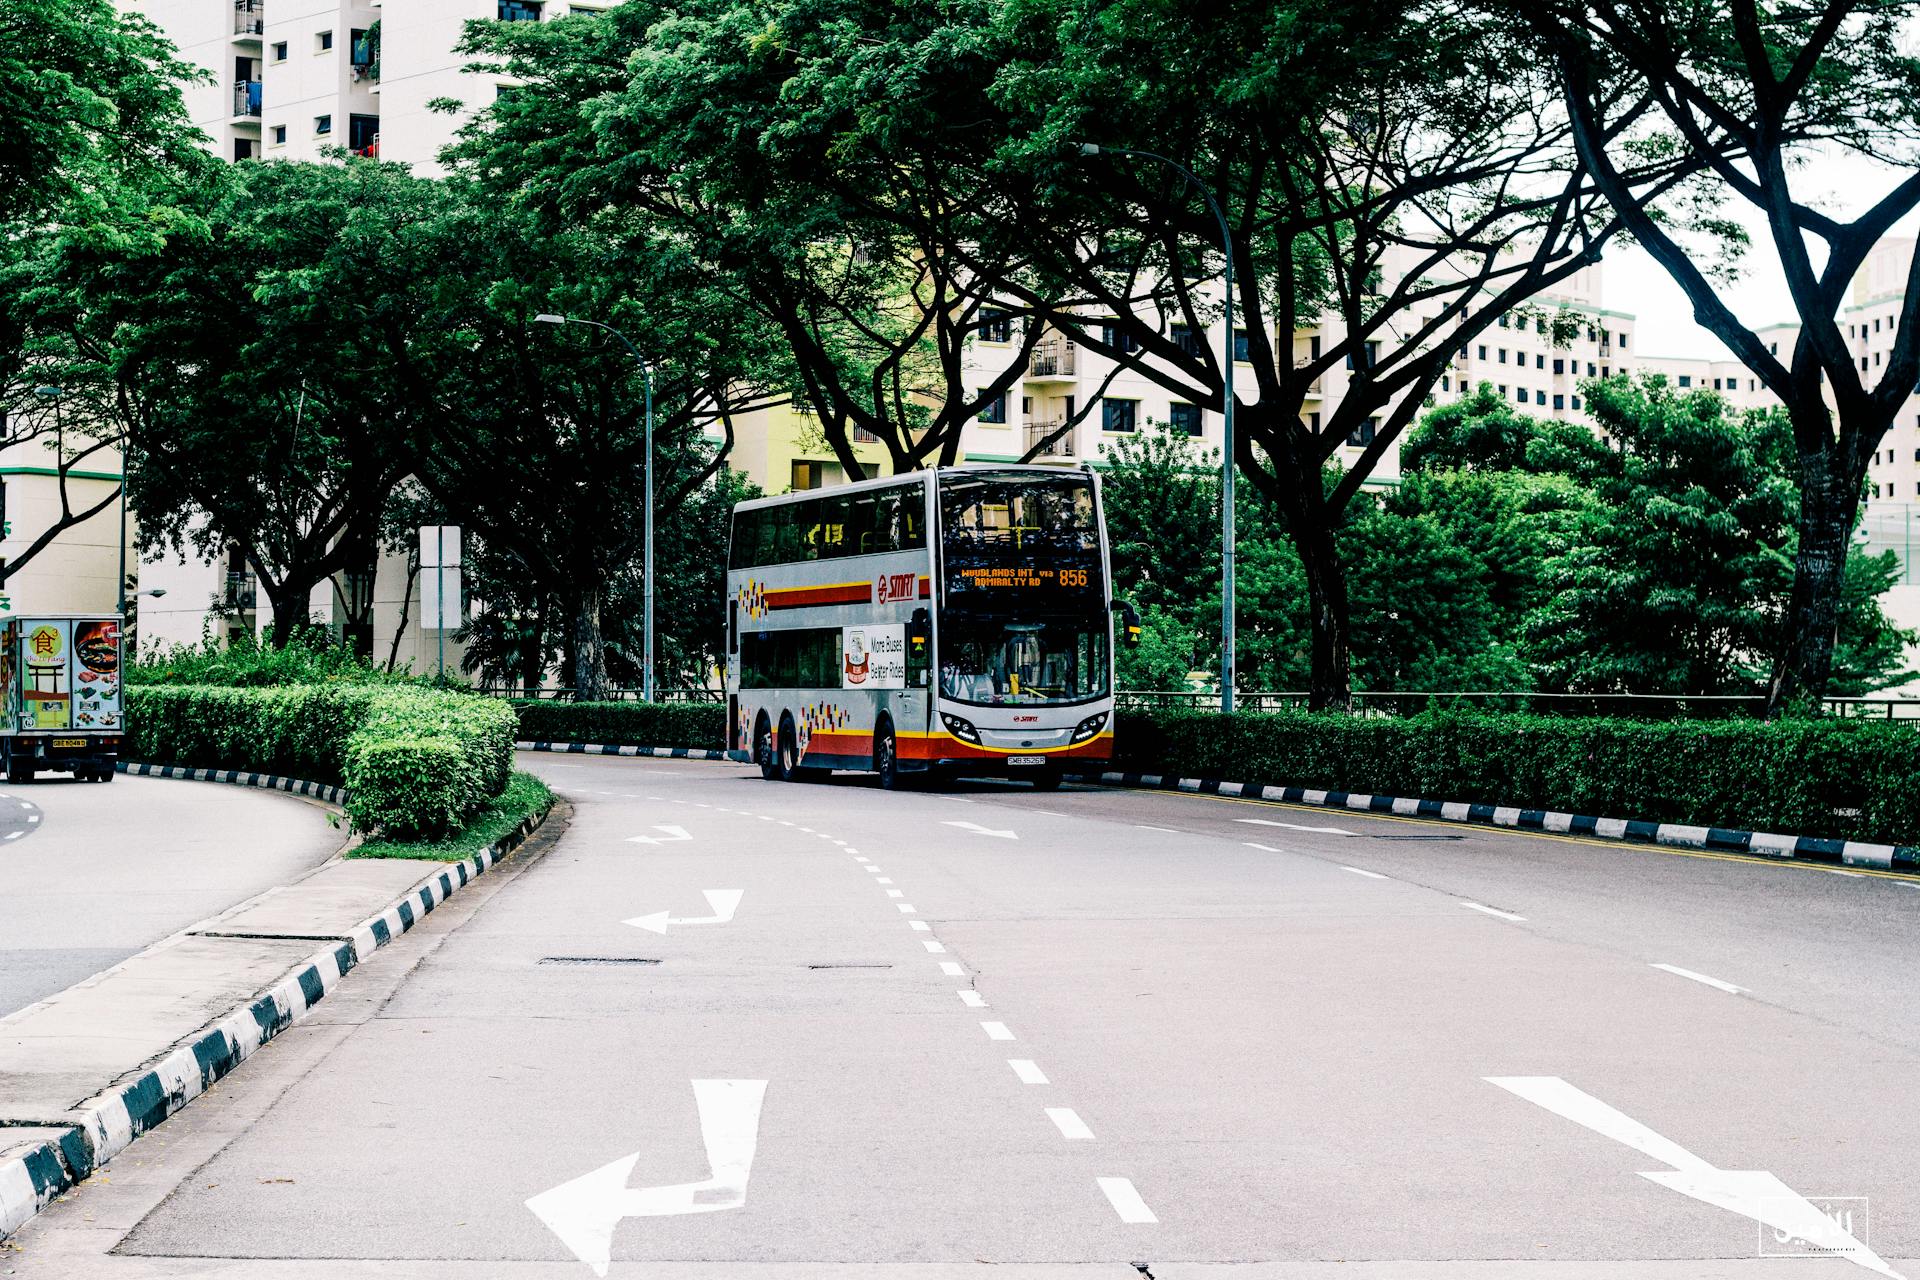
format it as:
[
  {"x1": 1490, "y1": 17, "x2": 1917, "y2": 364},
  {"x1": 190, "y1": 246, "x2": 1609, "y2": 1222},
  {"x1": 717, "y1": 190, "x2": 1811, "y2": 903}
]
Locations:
[
  {"x1": 532, "y1": 313, "x2": 655, "y2": 702},
  {"x1": 1075, "y1": 143, "x2": 1237, "y2": 712}
]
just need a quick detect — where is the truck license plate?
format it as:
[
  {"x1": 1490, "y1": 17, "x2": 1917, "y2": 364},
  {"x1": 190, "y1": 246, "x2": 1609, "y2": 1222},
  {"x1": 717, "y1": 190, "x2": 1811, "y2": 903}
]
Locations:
[
  {"x1": 52, "y1": 738, "x2": 85, "y2": 748},
  {"x1": 1006, "y1": 755, "x2": 1047, "y2": 767}
]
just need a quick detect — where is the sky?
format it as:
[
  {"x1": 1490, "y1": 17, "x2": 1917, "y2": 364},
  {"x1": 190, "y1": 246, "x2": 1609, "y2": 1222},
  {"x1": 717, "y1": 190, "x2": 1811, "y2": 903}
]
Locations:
[{"x1": 1599, "y1": 145, "x2": 1920, "y2": 360}]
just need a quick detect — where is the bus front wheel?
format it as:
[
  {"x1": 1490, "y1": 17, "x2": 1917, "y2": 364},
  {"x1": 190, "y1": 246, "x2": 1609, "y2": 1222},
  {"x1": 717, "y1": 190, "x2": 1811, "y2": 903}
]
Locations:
[
  {"x1": 776, "y1": 715, "x2": 803, "y2": 782},
  {"x1": 874, "y1": 722, "x2": 901, "y2": 791}
]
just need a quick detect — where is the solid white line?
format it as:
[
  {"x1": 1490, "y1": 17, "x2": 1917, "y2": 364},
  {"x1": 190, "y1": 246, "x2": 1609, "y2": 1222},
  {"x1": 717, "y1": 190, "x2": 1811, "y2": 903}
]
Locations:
[
  {"x1": 957, "y1": 990, "x2": 986, "y2": 1008},
  {"x1": 940, "y1": 961, "x2": 966, "y2": 976},
  {"x1": 1651, "y1": 963, "x2": 1744, "y2": 994},
  {"x1": 1047, "y1": 1107, "x2": 1094, "y2": 1140},
  {"x1": 1009, "y1": 1059, "x2": 1048, "y2": 1084},
  {"x1": 1342, "y1": 866, "x2": 1389, "y2": 880},
  {"x1": 923, "y1": 940, "x2": 946, "y2": 953},
  {"x1": 1243, "y1": 842, "x2": 1280, "y2": 853},
  {"x1": 982, "y1": 1021, "x2": 1015, "y2": 1041},
  {"x1": 1828, "y1": 870, "x2": 1865, "y2": 878},
  {"x1": 1460, "y1": 901, "x2": 1527, "y2": 922},
  {"x1": 909, "y1": 920, "x2": 931, "y2": 931},
  {"x1": 1097, "y1": 1177, "x2": 1157, "y2": 1224},
  {"x1": 1135, "y1": 825, "x2": 1175, "y2": 833},
  {"x1": 1236, "y1": 817, "x2": 1355, "y2": 836}
]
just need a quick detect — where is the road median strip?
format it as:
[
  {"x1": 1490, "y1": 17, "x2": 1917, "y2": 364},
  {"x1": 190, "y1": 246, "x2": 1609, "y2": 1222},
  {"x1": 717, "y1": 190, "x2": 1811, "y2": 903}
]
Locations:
[{"x1": 0, "y1": 768, "x2": 554, "y2": 1241}]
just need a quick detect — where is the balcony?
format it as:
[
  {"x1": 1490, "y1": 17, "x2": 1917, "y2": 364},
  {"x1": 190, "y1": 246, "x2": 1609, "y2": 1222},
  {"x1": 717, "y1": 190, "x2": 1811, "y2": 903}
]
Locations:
[
  {"x1": 234, "y1": 0, "x2": 263, "y2": 35},
  {"x1": 1027, "y1": 342, "x2": 1076, "y2": 380},
  {"x1": 233, "y1": 79, "x2": 262, "y2": 118},
  {"x1": 223, "y1": 572, "x2": 257, "y2": 610},
  {"x1": 1024, "y1": 420, "x2": 1076, "y2": 459}
]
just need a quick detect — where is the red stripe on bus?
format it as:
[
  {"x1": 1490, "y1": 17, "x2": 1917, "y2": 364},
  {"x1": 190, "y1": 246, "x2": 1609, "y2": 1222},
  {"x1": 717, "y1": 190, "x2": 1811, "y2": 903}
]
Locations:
[{"x1": 765, "y1": 583, "x2": 873, "y2": 609}]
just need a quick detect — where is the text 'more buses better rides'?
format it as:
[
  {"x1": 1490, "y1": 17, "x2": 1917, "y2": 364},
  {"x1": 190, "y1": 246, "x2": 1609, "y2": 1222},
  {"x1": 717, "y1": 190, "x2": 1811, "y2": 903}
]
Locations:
[{"x1": 725, "y1": 465, "x2": 1137, "y2": 789}]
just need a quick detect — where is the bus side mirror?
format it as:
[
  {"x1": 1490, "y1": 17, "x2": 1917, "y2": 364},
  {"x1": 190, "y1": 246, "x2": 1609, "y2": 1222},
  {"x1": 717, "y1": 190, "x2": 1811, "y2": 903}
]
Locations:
[
  {"x1": 1117, "y1": 600, "x2": 1141, "y2": 647},
  {"x1": 907, "y1": 607, "x2": 931, "y2": 687}
]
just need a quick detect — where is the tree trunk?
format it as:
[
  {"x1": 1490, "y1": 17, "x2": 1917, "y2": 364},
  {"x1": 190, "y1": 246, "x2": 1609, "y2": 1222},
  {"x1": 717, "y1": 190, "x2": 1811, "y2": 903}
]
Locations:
[
  {"x1": 262, "y1": 575, "x2": 320, "y2": 648},
  {"x1": 1292, "y1": 503, "x2": 1354, "y2": 713},
  {"x1": 521, "y1": 599, "x2": 548, "y2": 698},
  {"x1": 571, "y1": 587, "x2": 611, "y2": 703},
  {"x1": 1766, "y1": 446, "x2": 1856, "y2": 717}
]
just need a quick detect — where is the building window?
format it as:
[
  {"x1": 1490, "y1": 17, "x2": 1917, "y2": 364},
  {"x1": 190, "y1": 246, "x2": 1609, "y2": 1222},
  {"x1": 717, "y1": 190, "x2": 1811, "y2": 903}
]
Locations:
[
  {"x1": 498, "y1": 0, "x2": 542, "y2": 18},
  {"x1": 314, "y1": 113, "x2": 332, "y2": 136},
  {"x1": 1601, "y1": 366, "x2": 1609, "y2": 379},
  {"x1": 1515, "y1": 387, "x2": 1527, "y2": 404},
  {"x1": 1345, "y1": 340, "x2": 1379, "y2": 372},
  {"x1": 348, "y1": 113, "x2": 378, "y2": 154},
  {"x1": 1536, "y1": 354, "x2": 1545, "y2": 369},
  {"x1": 1498, "y1": 384, "x2": 1508, "y2": 397},
  {"x1": 1101, "y1": 398, "x2": 1138, "y2": 433},
  {"x1": 233, "y1": 137, "x2": 257, "y2": 161},
  {"x1": 1571, "y1": 395, "x2": 1582, "y2": 410},
  {"x1": 1535, "y1": 390, "x2": 1546, "y2": 405},
  {"x1": 1169, "y1": 402, "x2": 1202, "y2": 436},
  {"x1": 1347, "y1": 417, "x2": 1377, "y2": 447},
  {"x1": 1477, "y1": 344, "x2": 1487, "y2": 360},
  {"x1": 1587, "y1": 362, "x2": 1597, "y2": 377},
  {"x1": 1552, "y1": 358, "x2": 1564, "y2": 374},
  {"x1": 1020, "y1": 396, "x2": 1032, "y2": 417},
  {"x1": 1100, "y1": 323, "x2": 1139, "y2": 356},
  {"x1": 1309, "y1": 412, "x2": 1321, "y2": 430},
  {"x1": 1769, "y1": 342, "x2": 1778, "y2": 355},
  {"x1": 271, "y1": 124, "x2": 286, "y2": 145},
  {"x1": 272, "y1": 40, "x2": 288, "y2": 60},
  {"x1": 1171, "y1": 324, "x2": 1205, "y2": 358},
  {"x1": 976, "y1": 308, "x2": 1011, "y2": 344},
  {"x1": 1441, "y1": 375, "x2": 1451, "y2": 392},
  {"x1": 1677, "y1": 374, "x2": 1691, "y2": 387},
  {"x1": 1497, "y1": 348, "x2": 1508, "y2": 363},
  {"x1": 1233, "y1": 328, "x2": 1252, "y2": 363},
  {"x1": 1552, "y1": 394, "x2": 1565, "y2": 410},
  {"x1": 1498, "y1": 315, "x2": 1509, "y2": 328},
  {"x1": 1619, "y1": 333, "x2": 1628, "y2": 349},
  {"x1": 978, "y1": 394, "x2": 1007, "y2": 424},
  {"x1": 316, "y1": 29, "x2": 332, "y2": 50}
]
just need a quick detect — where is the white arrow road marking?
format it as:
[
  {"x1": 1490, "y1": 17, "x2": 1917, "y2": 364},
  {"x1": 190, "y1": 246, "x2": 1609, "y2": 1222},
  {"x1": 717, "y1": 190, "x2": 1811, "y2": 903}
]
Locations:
[
  {"x1": 1487, "y1": 1076, "x2": 1901, "y2": 1279},
  {"x1": 944, "y1": 820, "x2": 1018, "y2": 839},
  {"x1": 626, "y1": 824, "x2": 693, "y2": 846},
  {"x1": 1235, "y1": 816, "x2": 1356, "y2": 835},
  {"x1": 623, "y1": 890, "x2": 744, "y2": 935},
  {"x1": 526, "y1": 1078, "x2": 767, "y2": 1278}
]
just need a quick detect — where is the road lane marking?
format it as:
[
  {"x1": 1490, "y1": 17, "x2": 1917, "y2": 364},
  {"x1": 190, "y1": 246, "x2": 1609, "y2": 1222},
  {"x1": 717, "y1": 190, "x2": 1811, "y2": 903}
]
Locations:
[
  {"x1": 923, "y1": 940, "x2": 946, "y2": 953},
  {"x1": 1046, "y1": 1108, "x2": 1094, "y2": 1140},
  {"x1": 944, "y1": 820, "x2": 1018, "y2": 839},
  {"x1": 1342, "y1": 866, "x2": 1389, "y2": 879},
  {"x1": 627, "y1": 825, "x2": 693, "y2": 845},
  {"x1": 1651, "y1": 963, "x2": 1744, "y2": 994},
  {"x1": 26, "y1": 815, "x2": 38, "y2": 824},
  {"x1": 909, "y1": 920, "x2": 931, "y2": 931},
  {"x1": 1244, "y1": 842, "x2": 1280, "y2": 852},
  {"x1": 886, "y1": 889, "x2": 903, "y2": 897},
  {"x1": 866, "y1": 866, "x2": 883, "y2": 873},
  {"x1": 981, "y1": 1021, "x2": 1014, "y2": 1041},
  {"x1": 1486, "y1": 1076, "x2": 1899, "y2": 1278},
  {"x1": 897, "y1": 904, "x2": 917, "y2": 913},
  {"x1": 1097, "y1": 1177, "x2": 1157, "y2": 1224},
  {"x1": 1135, "y1": 824, "x2": 1175, "y2": 833},
  {"x1": 877, "y1": 877, "x2": 893, "y2": 884},
  {"x1": 1460, "y1": 901, "x2": 1526, "y2": 921},
  {"x1": 624, "y1": 889, "x2": 744, "y2": 935},
  {"x1": 1236, "y1": 817, "x2": 1355, "y2": 836},
  {"x1": 940, "y1": 962, "x2": 966, "y2": 976},
  {"x1": 853, "y1": 856, "x2": 868, "y2": 862},
  {"x1": 525, "y1": 1079, "x2": 767, "y2": 1278},
  {"x1": 1009, "y1": 1059, "x2": 1048, "y2": 1084},
  {"x1": 957, "y1": 990, "x2": 987, "y2": 1007}
]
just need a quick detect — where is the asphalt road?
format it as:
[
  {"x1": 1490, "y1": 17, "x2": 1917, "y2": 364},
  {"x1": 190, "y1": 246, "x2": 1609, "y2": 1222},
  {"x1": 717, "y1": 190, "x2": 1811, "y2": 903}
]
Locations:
[
  {"x1": 8, "y1": 753, "x2": 1918, "y2": 1279},
  {"x1": 0, "y1": 774, "x2": 344, "y2": 1018}
]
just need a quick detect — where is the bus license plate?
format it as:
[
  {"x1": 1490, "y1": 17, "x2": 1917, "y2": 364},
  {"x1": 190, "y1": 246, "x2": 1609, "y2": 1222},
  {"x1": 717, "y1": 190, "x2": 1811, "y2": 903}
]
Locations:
[
  {"x1": 1006, "y1": 755, "x2": 1047, "y2": 767},
  {"x1": 52, "y1": 738, "x2": 86, "y2": 748}
]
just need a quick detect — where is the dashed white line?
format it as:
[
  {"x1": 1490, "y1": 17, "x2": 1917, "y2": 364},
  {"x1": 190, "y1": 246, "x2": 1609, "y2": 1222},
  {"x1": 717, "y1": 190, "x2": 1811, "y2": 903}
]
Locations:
[
  {"x1": 1046, "y1": 1108, "x2": 1094, "y2": 1140},
  {"x1": 909, "y1": 920, "x2": 931, "y2": 931},
  {"x1": 981, "y1": 1021, "x2": 1015, "y2": 1041},
  {"x1": 853, "y1": 856, "x2": 869, "y2": 863},
  {"x1": 1651, "y1": 963, "x2": 1744, "y2": 994},
  {"x1": 1097, "y1": 1177, "x2": 1157, "y2": 1223},
  {"x1": 923, "y1": 940, "x2": 946, "y2": 953},
  {"x1": 1342, "y1": 866, "x2": 1388, "y2": 880},
  {"x1": 885, "y1": 889, "x2": 904, "y2": 898},
  {"x1": 876, "y1": 877, "x2": 893, "y2": 884},
  {"x1": 1135, "y1": 824, "x2": 1175, "y2": 833},
  {"x1": 939, "y1": 961, "x2": 967, "y2": 977},
  {"x1": 1243, "y1": 842, "x2": 1279, "y2": 853},
  {"x1": 26, "y1": 815, "x2": 38, "y2": 824},
  {"x1": 1460, "y1": 901, "x2": 1526, "y2": 922},
  {"x1": 1008, "y1": 1059, "x2": 1048, "y2": 1084},
  {"x1": 866, "y1": 866, "x2": 883, "y2": 874},
  {"x1": 957, "y1": 990, "x2": 987, "y2": 1008},
  {"x1": 897, "y1": 904, "x2": 917, "y2": 913},
  {"x1": 1236, "y1": 817, "x2": 1355, "y2": 836}
]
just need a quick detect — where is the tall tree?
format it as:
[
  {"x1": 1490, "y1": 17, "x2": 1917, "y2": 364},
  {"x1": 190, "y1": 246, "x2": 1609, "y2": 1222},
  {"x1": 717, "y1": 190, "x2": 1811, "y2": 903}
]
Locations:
[{"x1": 1527, "y1": 0, "x2": 1920, "y2": 710}]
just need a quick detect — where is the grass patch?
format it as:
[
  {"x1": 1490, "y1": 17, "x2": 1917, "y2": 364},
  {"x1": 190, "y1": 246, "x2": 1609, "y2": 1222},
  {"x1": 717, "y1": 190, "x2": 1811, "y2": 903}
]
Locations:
[{"x1": 348, "y1": 770, "x2": 555, "y2": 861}]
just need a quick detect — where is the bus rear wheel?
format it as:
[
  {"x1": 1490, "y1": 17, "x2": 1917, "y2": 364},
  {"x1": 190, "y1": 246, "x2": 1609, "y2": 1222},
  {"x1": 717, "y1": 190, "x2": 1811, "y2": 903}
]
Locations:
[
  {"x1": 755, "y1": 718, "x2": 778, "y2": 781},
  {"x1": 776, "y1": 715, "x2": 804, "y2": 782},
  {"x1": 874, "y1": 723, "x2": 901, "y2": 791}
]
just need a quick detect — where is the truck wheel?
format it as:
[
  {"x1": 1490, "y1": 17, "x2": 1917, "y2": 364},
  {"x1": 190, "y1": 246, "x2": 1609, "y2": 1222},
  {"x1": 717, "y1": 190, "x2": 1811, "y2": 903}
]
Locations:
[{"x1": 9, "y1": 764, "x2": 33, "y2": 785}]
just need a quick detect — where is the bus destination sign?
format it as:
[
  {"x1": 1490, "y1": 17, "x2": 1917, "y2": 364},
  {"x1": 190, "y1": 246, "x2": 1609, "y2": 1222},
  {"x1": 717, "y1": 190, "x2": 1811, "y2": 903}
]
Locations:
[{"x1": 953, "y1": 564, "x2": 1094, "y2": 592}]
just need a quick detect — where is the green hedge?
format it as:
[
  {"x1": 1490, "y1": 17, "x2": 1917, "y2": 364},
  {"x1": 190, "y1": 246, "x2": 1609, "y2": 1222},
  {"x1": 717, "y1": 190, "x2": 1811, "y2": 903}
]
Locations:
[
  {"x1": 128, "y1": 684, "x2": 516, "y2": 839},
  {"x1": 1116, "y1": 709, "x2": 1920, "y2": 846},
  {"x1": 512, "y1": 700, "x2": 727, "y2": 750}
]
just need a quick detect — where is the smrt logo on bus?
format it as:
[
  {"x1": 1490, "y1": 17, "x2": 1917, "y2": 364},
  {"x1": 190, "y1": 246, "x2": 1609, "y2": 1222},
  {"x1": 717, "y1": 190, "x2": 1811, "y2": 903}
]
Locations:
[{"x1": 876, "y1": 572, "x2": 918, "y2": 604}]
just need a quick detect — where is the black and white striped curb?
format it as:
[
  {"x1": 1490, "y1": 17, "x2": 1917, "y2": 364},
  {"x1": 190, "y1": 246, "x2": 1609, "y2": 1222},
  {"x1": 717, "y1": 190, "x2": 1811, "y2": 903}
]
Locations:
[
  {"x1": 517, "y1": 739, "x2": 728, "y2": 761},
  {"x1": 117, "y1": 760, "x2": 349, "y2": 806},
  {"x1": 0, "y1": 791, "x2": 553, "y2": 1240},
  {"x1": 1091, "y1": 770, "x2": 1920, "y2": 872}
]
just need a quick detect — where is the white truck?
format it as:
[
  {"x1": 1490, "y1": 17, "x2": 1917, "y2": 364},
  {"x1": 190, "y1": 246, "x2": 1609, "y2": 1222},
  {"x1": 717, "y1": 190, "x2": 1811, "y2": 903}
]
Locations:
[{"x1": 0, "y1": 615, "x2": 124, "y2": 783}]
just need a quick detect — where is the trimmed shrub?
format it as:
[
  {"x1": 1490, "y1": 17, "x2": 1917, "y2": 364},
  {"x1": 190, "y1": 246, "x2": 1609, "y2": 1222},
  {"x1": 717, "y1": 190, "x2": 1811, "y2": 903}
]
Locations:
[
  {"x1": 511, "y1": 700, "x2": 726, "y2": 750},
  {"x1": 1115, "y1": 708, "x2": 1920, "y2": 846},
  {"x1": 127, "y1": 684, "x2": 516, "y2": 839}
]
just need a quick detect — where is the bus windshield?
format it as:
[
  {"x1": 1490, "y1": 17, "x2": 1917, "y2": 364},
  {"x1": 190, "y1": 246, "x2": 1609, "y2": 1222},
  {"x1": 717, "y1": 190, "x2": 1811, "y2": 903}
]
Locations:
[
  {"x1": 939, "y1": 473, "x2": 1097, "y2": 553},
  {"x1": 938, "y1": 614, "x2": 1110, "y2": 707}
]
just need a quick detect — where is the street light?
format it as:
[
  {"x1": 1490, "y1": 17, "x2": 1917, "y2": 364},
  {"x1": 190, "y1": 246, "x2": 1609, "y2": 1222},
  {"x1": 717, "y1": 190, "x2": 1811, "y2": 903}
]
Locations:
[
  {"x1": 1074, "y1": 143, "x2": 1238, "y2": 713},
  {"x1": 532, "y1": 313, "x2": 656, "y2": 702}
]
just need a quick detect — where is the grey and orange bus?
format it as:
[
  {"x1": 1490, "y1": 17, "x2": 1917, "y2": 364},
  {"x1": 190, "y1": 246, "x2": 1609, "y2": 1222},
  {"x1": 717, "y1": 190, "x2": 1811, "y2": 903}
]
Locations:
[{"x1": 724, "y1": 465, "x2": 1132, "y2": 789}]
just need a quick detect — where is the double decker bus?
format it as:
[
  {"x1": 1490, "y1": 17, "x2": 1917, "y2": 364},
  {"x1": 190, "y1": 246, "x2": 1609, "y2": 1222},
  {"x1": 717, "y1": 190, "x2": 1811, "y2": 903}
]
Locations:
[{"x1": 725, "y1": 465, "x2": 1134, "y2": 789}]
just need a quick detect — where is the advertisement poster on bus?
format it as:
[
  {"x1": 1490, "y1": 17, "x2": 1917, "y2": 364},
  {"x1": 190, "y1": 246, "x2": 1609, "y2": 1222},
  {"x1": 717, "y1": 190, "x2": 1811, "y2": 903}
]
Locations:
[
  {"x1": 843, "y1": 624, "x2": 906, "y2": 690},
  {"x1": 72, "y1": 619, "x2": 122, "y2": 730},
  {"x1": 19, "y1": 619, "x2": 72, "y2": 730}
]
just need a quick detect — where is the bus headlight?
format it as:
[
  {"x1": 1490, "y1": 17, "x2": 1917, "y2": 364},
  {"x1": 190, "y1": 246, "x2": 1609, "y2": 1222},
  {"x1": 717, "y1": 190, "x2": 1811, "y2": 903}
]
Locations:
[
  {"x1": 1071, "y1": 712, "x2": 1108, "y2": 743},
  {"x1": 941, "y1": 713, "x2": 980, "y2": 743}
]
